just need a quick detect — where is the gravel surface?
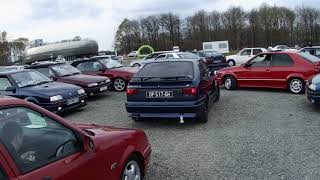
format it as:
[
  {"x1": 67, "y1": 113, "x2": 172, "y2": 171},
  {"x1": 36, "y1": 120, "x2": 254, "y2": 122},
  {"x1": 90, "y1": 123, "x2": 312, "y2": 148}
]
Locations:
[{"x1": 64, "y1": 88, "x2": 320, "y2": 180}]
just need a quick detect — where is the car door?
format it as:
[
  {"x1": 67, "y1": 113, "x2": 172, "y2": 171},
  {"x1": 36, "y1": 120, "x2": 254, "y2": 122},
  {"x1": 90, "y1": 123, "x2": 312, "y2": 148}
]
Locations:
[
  {"x1": 238, "y1": 49, "x2": 253, "y2": 65},
  {"x1": 269, "y1": 53, "x2": 295, "y2": 88},
  {"x1": 241, "y1": 54, "x2": 272, "y2": 87},
  {"x1": 0, "y1": 107, "x2": 110, "y2": 180}
]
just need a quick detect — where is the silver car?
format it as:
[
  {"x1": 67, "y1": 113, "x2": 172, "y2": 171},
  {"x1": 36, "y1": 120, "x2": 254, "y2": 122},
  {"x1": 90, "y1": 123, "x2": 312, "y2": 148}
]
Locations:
[{"x1": 129, "y1": 51, "x2": 172, "y2": 67}]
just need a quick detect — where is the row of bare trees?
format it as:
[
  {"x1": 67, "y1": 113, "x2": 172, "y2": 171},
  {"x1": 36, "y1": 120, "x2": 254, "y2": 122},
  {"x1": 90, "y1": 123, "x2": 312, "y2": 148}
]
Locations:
[
  {"x1": 114, "y1": 4, "x2": 320, "y2": 54},
  {"x1": 0, "y1": 31, "x2": 28, "y2": 66}
]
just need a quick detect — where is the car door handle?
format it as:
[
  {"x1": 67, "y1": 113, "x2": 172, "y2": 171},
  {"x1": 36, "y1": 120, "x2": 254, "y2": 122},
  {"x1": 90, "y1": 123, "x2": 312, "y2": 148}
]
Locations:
[{"x1": 43, "y1": 176, "x2": 52, "y2": 180}]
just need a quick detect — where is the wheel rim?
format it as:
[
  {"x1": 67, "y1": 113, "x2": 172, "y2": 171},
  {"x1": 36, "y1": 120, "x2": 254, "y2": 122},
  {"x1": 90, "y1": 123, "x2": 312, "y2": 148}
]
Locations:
[
  {"x1": 228, "y1": 61, "x2": 234, "y2": 66},
  {"x1": 290, "y1": 79, "x2": 302, "y2": 93},
  {"x1": 133, "y1": 64, "x2": 141, "y2": 68},
  {"x1": 224, "y1": 77, "x2": 232, "y2": 89},
  {"x1": 114, "y1": 79, "x2": 126, "y2": 91},
  {"x1": 122, "y1": 160, "x2": 141, "y2": 180}
]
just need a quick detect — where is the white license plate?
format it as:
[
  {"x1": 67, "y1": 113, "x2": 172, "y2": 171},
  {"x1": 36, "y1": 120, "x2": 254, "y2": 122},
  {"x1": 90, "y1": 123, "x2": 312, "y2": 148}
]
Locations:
[
  {"x1": 146, "y1": 91, "x2": 173, "y2": 98},
  {"x1": 100, "y1": 86, "x2": 109, "y2": 91},
  {"x1": 67, "y1": 97, "x2": 79, "y2": 105}
]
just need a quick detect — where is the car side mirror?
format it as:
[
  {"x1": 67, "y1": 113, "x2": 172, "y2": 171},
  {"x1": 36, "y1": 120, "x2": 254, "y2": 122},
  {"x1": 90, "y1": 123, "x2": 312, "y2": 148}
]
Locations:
[
  {"x1": 5, "y1": 86, "x2": 16, "y2": 92},
  {"x1": 50, "y1": 76, "x2": 57, "y2": 81},
  {"x1": 99, "y1": 67, "x2": 105, "y2": 72},
  {"x1": 83, "y1": 135, "x2": 95, "y2": 151},
  {"x1": 243, "y1": 63, "x2": 250, "y2": 68}
]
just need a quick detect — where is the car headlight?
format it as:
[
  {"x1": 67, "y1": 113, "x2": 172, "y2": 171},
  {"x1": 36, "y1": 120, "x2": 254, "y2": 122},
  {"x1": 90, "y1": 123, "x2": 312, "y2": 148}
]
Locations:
[
  {"x1": 105, "y1": 78, "x2": 110, "y2": 83},
  {"x1": 50, "y1": 95, "x2": 63, "y2": 102},
  {"x1": 214, "y1": 70, "x2": 219, "y2": 75},
  {"x1": 308, "y1": 84, "x2": 317, "y2": 91},
  {"x1": 78, "y1": 89, "x2": 85, "y2": 94},
  {"x1": 88, "y1": 83, "x2": 98, "y2": 87}
]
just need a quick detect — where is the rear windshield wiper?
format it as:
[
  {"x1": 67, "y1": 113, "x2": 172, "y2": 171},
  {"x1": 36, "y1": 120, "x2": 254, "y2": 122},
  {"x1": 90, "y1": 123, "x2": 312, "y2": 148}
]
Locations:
[{"x1": 135, "y1": 75, "x2": 192, "y2": 81}]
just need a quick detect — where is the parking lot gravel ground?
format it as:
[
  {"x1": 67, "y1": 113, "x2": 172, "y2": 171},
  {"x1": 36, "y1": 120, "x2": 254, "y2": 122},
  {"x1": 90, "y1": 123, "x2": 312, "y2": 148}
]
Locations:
[{"x1": 64, "y1": 88, "x2": 320, "y2": 180}]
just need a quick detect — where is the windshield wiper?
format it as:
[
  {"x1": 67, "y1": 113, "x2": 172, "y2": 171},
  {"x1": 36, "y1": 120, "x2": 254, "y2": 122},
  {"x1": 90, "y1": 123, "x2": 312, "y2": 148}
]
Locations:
[{"x1": 136, "y1": 75, "x2": 192, "y2": 81}]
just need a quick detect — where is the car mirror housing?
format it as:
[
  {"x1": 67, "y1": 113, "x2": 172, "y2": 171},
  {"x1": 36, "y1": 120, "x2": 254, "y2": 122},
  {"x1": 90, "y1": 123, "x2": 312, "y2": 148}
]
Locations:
[{"x1": 5, "y1": 86, "x2": 16, "y2": 92}]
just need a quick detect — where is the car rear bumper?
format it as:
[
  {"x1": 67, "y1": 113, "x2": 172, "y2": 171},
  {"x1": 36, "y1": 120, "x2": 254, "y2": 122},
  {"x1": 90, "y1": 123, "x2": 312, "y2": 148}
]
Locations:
[
  {"x1": 306, "y1": 88, "x2": 320, "y2": 105},
  {"x1": 40, "y1": 95, "x2": 87, "y2": 113},
  {"x1": 84, "y1": 83, "x2": 111, "y2": 96},
  {"x1": 126, "y1": 98, "x2": 205, "y2": 118},
  {"x1": 207, "y1": 63, "x2": 228, "y2": 71}
]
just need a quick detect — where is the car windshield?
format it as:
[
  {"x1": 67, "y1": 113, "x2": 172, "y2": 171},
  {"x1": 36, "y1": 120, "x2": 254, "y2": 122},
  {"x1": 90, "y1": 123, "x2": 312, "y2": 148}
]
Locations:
[
  {"x1": 136, "y1": 61, "x2": 194, "y2": 78},
  {"x1": 177, "y1": 52, "x2": 200, "y2": 59},
  {"x1": 99, "y1": 59, "x2": 124, "y2": 69},
  {"x1": 203, "y1": 51, "x2": 222, "y2": 57},
  {"x1": 298, "y1": 52, "x2": 320, "y2": 63},
  {"x1": 51, "y1": 64, "x2": 81, "y2": 77},
  {"x1": 11, "y1": 71, "x2": 52, "y2": 88}
]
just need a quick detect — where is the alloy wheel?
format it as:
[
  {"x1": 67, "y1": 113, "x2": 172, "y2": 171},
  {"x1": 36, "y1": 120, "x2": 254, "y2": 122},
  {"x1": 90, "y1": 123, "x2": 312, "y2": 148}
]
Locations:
[
  {"x1": 133, "y1": 63, "x2": 141, "y2": 68},
  {"x1": 224, "y1": 77, "x2": 232, "y2": 89},
  {"x1": 114, "y1": 78, "x2": 126, "y2": 91},
  {"x1": 290, "y1": 79, "x2": 303, "y2": 93},
  {"x1": 122, "y1": 160, "x2": 141, "y2": 180},
  {"x1": 228, "y1": 60, "x2": 235, "y2": 67}
]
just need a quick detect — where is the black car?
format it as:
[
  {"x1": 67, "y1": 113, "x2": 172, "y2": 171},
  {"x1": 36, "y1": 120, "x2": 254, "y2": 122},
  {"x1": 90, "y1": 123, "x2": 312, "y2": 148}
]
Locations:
[
  {"x1": 126, "y1": 59, "x2": 220, "y2": 123},
  {"x1": 192, "y1": 51, "x2": 228, "y2": 71},
  {"x1": 300, "y1": 46, "x2": 320, "y2": 58},
  {"x1": 0, "y1": 70, "x2": 87, "y2": 113},
  {"x1": 27, "y1": 61, "x2": 111, "y2": 97}
]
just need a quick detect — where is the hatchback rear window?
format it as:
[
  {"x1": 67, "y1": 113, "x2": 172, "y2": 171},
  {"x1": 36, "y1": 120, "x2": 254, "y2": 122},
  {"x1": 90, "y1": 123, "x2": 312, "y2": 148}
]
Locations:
[
  {"x1": 298, "y1": 52, "x2": 320, "y2": 63},
  {"x1": 136, "y1": 61, "x2": 194, "y2": 78}
]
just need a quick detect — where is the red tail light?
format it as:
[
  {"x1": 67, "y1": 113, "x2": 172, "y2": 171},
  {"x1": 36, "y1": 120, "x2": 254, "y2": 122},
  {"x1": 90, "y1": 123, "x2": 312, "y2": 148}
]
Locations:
[
  {"x1": 127, "y1": 88, "x2": 138, "y2": 95},
  {"x1": 315, "y1": 62, "x2": 320, "y2": 73},
  {"x1": 182, "y1": 87, "x2": 198, "y2": 96}
]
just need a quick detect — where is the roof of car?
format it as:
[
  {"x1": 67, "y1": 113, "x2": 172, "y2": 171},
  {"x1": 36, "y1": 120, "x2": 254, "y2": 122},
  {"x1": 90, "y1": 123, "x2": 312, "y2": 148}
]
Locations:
[
  {"x1": 28, "y1": 61, "x2": 65, "y2": 68},
  {"x1": 146, "y1": 58, "x2": 200, "y2": 63},
  {"x1": 0, "y1": 96, "x2": 27, "y2": 107},
  {"x1": 302, "y1": 46, "x2": 320, "y2": 49},
  {"x1": 0, "y1": 69, "x2": 33, "y2": 75}
]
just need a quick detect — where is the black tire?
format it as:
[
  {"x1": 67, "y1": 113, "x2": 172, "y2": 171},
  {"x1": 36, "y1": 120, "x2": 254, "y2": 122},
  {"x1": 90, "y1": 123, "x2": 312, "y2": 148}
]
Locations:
[
  {"x1": 212, "y1": 85, "x2": 220, "y2": 103},
  {"x1": 227, "y1": 59, "x2": 236, "y2": 67},
  {"x1": 288, "y1": 78, "x2": 305, "y2": 94},
  {"x1": 223, "y1": 75, "x2": 237, "y2": 90},
  {"x1": 133, "y1": 63, "x2": 141, "y2": 68},
  {"x1": 199, "y1": 102, "x2": 208, "y2": 123},
  {"x1": 113, "y1": 78, "x2": 127, "y2": 92},
  {"x1": 121, "y1": 155, "x2": 143, "y2": 180}
]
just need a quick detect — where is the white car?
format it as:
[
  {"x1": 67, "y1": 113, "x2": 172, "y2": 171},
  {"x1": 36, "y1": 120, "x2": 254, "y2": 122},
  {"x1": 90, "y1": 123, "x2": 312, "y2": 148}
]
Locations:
[
  {"x1": 226, "y1": 48, "x2": 268, "y2": 66},
  {"x1": 269, "y1": 45, "x2": 298, "y2": 52},
  {"x1": 128, "y1": 51, "x2": 137, "y2": 57},
  {"x1": 129, "y1": 51, "x2": 173, "y2": 67}
]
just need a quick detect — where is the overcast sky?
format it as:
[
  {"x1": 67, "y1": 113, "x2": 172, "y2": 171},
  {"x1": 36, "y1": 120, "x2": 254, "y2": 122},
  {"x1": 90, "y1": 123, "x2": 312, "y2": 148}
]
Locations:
[{"x1": 0, "y1": 0, "x2": 319, "y2": 50}]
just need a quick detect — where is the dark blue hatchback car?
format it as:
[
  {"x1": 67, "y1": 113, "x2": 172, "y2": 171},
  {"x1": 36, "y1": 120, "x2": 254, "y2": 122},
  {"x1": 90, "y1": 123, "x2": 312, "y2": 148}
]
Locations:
[
  {"x1": 306, "y1": 74, "x2": 320, "y2": 105},
  {"x1": 0, "y1": 70, "x2": 87, "y2": 113},
  {"x1": 126, "y1": 59, "x2": 220, "y2": 123}
]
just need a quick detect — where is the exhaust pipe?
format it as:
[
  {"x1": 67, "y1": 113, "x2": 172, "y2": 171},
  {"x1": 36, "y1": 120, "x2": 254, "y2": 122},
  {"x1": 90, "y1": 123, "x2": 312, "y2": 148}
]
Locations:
[{"x1": 179, "y1": 114, "x2": 184, "y2": 124}]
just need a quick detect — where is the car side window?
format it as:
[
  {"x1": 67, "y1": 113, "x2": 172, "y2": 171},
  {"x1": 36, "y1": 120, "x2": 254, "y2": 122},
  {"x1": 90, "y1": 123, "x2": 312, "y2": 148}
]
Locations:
[
  {"x1": 0, "y1": 107, "x2": 81, "y2": 174},
  {"x1": 253, "y1": 49, "x2": 263, "y2": 55},
  {"x1": 315, "y1": 49, "x2": 320, "y2": 57},
  {"x1": 76, "y1": 61, "x2": 102, "y2": 72},
  {"x1": 0, "y1": 77, "x2": 12, "y2": 91},
  {"x1": 249, "y1": 54, "x2": 271, "y2": 67},
  {"x1": 240, "y1": 49, "x2": 252, "y2": 56},
  {"x1": 166, "y1": 54, "x2": 174, "y2": 59},
  {"x1": 155, "y1": 55, "x2": 166, "y2": 60},
  {"x1": 0, "y1": 166, "x2": 8, "y2": 180},
  {"x1": 35, "y1": 68, "x2": 53, "y2": 78},
  {"x1": 271, "y1": 54, "x2": 294, "y2": 67},
  {"x1": 198, "y1": 61, "x2": 207, "y2": 79}
]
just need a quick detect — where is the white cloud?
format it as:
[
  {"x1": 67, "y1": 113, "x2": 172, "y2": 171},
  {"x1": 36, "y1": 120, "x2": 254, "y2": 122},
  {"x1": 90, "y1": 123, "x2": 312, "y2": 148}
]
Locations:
[{"x1": 0, "y1": 0, "x2": 319, "y2": 50}]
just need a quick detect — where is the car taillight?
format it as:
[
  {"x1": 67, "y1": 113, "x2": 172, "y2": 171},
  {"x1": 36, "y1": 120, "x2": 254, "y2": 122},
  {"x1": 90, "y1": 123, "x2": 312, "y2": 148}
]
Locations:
[
  {"x1": 127, "y1": 88, "x2": 138, "y2": 95},
  {"x1": 315, "y1": 63, "x2": 320, "y2": 73},
  {"x1": 182, "y1": 87, "x2": 198, "y2": 96}
]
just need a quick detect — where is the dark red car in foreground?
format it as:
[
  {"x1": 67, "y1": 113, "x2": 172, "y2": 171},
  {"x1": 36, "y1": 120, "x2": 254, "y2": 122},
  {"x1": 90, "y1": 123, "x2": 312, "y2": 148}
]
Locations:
[
  {"x1": 71, "y1": 59, "x2": 138, "y2": 92},
  {"x1": 216, "y1": 51, "x2": 320, "y2": 94},
  {"x1": 0, "y1": 96, "x2": 151, "y2": 180}
]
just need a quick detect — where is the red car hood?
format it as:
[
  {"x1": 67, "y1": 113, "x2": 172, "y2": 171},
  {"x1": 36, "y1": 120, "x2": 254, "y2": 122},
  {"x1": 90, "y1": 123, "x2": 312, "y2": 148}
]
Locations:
[{"x1": 60, "y1": 74, "x2": 108, "y2": 85}]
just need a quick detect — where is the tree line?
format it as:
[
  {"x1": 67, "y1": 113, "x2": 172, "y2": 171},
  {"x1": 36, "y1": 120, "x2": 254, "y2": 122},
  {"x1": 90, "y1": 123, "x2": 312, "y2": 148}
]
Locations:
[
  {"x1": 114, "y1": 4, "x2": 320, "y2": 54},
  {"x1": 0, "y1": 31, "x2": 28, "y2": 66}
]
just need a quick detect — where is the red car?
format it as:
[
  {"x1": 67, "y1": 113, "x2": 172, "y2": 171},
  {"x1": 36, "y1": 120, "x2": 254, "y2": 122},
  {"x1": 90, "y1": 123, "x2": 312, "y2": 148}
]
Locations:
[
  {"x1": 0, "y1": 96, "x2": 151, "y2": 180},
  {"x1": 71, "y1": 59, "x2": 138, "y2": 92},
  {"x1": 216, "y1": 51, "x2": 320, "y2": 94}
]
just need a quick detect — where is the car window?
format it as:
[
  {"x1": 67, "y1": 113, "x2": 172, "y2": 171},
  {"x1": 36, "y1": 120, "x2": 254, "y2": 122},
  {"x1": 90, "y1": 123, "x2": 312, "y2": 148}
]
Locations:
[
  {"x1": 240, "y1": 49, "x2": 252, "y2": 56},
  {"x1": 0, "y1": 166, "x2": 8, "y2": 180},
  {"x1": 0, "y1": 107, "x2": 81, "y2": 174},
  {"x1": 0, "y1": 78, "x2": 12, "y2": 91},
  {"x1": 136, "y1": 61, "x2": 194, "y2": 78},
  {"x1": 155, "y1": 55, "x2": 166, "y2": 60},
  {"x1": 166, "y1": 54, "x2": 174, "y2": 59},
  {"x1": 76, "y1": 61, "x2": 103, "y2": 71},
  {"x1": 35, "y1": 68, "x2": 55, "y2": 78},
  {"x1": 11, "y1": 71, "x2": 52, "y2": 88},
  {"x1": 249, "y1": 54, "x2": 271, "y2": 67},
  {"x1": 198, "y1": 61, "x2": 208, "y2": 78},
  {"x1": 298, "y1": 52, "x2": 320, "y2": 63},
  {"x1": 51, "y1": 64, "x2": 81, "y2": 77},
  {"x1": 178, "y1": 52, "x2": 200, "y2": 59},
  {"x1": 253, "y1": 49, "x2": 263, "y2": 55},
  {"x1": 146, "y1": 53, "x2": 160, "y2": 59},
  {"x1": 271, "y1": 54, "x2": 294, "y2": 67}
]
